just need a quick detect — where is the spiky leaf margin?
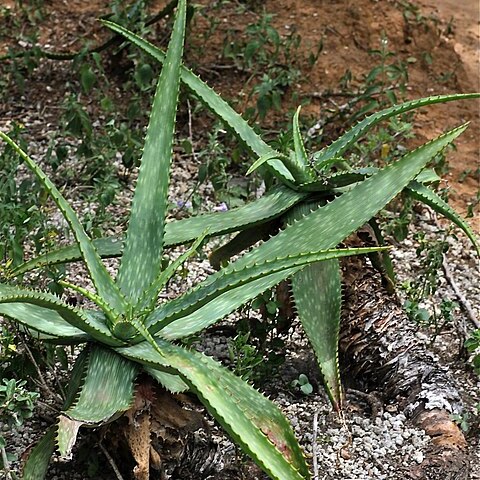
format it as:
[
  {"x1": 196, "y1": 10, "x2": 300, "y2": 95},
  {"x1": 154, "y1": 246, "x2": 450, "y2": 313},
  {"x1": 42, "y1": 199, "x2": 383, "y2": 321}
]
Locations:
[
  {"x1": 57, "y1": 346, "x2": 138, "y2": 458},
  {"x1": 145, "y1": 247, "x2": 387, "y2": 335},
  {"x1": 117, "y1": 0, "x2": 186, "y2": 302},
  {"x1": 218, "y1": 125, "x2": 468, "y2": 269},
  {"x1": 12, "y1": 186, "x2": 306, "y2": 276},
  {"x1": 0, "y1": 285, "x2": 122, "y2": 346},
  {"x1": 312, "y1": 94, "x2": 480, "y2": 165},
  {"x1": 0, "y1": 133, "x2": 126, "y2": 314},
  {"x1": 286, "y1": 203, "x2": 343, "y2": 410},
  {"x1": 118, "y1": 339, "x2": 310, "y2": 480},
  {"x1": 101, "y1": 20, "x2": 295, "y2": 184},
  {"x1": 0, "y1": 302, "x2": 88, "y2": 341},
  {"x1": 292, "y1": 261, "x2": 342, "y2": 409},
  {"x1": 154, "y1": 248, "x2": 386, "y2": 339},
  {"x1": 407, "y1": 181, "x2": 479, "y2": 256}
]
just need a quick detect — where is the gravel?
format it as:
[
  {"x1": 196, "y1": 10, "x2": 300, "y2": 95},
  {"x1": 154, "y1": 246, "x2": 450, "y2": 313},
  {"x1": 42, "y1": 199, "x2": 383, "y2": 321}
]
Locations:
[{"x1": 278, "y1": 399, "x2": 430, "y2": 480}]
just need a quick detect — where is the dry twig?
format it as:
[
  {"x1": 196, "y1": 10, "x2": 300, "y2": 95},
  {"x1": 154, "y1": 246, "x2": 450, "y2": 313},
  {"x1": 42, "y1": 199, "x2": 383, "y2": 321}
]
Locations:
[
  {"x1": 442, "y1": 254, "x2": 479, "y2": 328},
  {"x1": 99, "y1": 442, "x2": 125, "y2": 480},
  {"x1": 312, "y1": 411, "x2": 319, "y2": 480}
]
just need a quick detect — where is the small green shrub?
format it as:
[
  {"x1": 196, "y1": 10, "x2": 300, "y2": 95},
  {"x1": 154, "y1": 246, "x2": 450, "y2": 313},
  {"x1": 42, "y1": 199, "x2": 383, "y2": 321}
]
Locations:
[
  {"x1": 465, "y1": 330, "x2": 480, "y2": 374},
  {"x1": 221, "y1": 11, "x2": 320, "y2": 120},
  {"x1": 0, "y1": 123, "x2": 49, "y2": 267},
  {"x1": 0, "y1": 378, "x2": 39, "y2": 479}
]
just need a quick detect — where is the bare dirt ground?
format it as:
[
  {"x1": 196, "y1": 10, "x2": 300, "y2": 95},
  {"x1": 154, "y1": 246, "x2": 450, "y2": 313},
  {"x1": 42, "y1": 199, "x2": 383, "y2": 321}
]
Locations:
[
  {"x1": 417, "y1": 0, "x2": 479, "y2": 223},
  {"x1": 252, "y1": 0, "x2": 479, "y2": 225}
]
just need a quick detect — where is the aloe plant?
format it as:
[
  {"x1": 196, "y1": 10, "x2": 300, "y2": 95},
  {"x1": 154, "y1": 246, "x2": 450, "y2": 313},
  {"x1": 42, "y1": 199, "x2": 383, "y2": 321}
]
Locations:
[
  {"x1": 82, "y1": 21, "x2": 480, "y2": 409},
  {"x1": 8, "y1": 14, "x2": 479, "y2": 425},
  {"x1": 1, "y1": 2, "x2": 478, "y2": 478}
]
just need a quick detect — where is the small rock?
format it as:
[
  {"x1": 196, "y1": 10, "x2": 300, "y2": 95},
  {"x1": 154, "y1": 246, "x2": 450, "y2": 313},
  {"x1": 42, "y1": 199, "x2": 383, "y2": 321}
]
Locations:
[{"x1": 412, "y1": 451, "x2": 424, "y2": 464}]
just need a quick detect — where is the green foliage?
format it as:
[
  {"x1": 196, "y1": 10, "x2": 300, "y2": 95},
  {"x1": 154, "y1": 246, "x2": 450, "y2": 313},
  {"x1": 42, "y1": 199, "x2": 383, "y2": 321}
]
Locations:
[
  {"x1": 365, "y1": 34, "x2": 409, "y2": 103},
  {"x1": 228, "y1": 331, "x2": 265, "y2": 381},
  {"x1": 221, "y1": 12, "x2": 304, "y2": 120},
  {"x1": 0, "y1": 2, "x2": 478, "y2": 479},
  {"x1": 465, "y1": 330, "x2": 480, "y2": 374},
  {"x1": 450, "y1": 403, "x2": 480, "y2": 434},
  {"x1": 195, "y1": 121, "x2": 258, "y2": 206},
  {"x1": 291, "y1": 374, "x2": 313, "y2": 396},
  {"x1": 0, "y1": 325, "x2": 16, "y2": 363},
  {"x1": 7, "y1": 18, "x2": 478, "y2": 454},
  {"x1": 405, "y1": 229, "x2": 450, "y2": 299},
  {"x1": 400, "y1": 229, "x2": 468, "y2": 344},
  {"x1": 0, "y1": 0, "x2": 165, "y2": 239},
  {"x1": 381, "y1": 193, "x2": 414, "y2": 242},
  {"x1": 226, "y1": 292, "x2": 287, "y2": 383},
  {"x1": 0, "y1": 123, "x2": 49, "y2": 267},
  {"x1": 0, "y1": 378, "x2": 39, "y2": 476},
  {"x1": 14, "y1": 0, "x2": 46, "y2": 24},
  {"x1": 351, "y1": 117, "x2": 415, "y2": 169},
  {"x1": 0, "y1": 2, "x2": 316, "y2": 477},
  {"x1": 0, "y1": 378, "x2": 38, "y2": 429}
]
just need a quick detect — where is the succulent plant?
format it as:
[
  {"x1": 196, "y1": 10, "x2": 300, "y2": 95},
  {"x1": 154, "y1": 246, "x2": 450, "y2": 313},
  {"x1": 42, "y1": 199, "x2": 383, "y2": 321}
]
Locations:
[{"x1": 1, "y1": 1, "x2": 478, "y2": 478}]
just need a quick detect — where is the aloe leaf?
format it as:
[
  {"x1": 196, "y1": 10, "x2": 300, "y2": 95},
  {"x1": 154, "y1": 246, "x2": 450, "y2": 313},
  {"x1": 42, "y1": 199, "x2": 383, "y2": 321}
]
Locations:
[
  {"x1": 298, "y1": 172, "x2": 371, "y2": 192},
  {"x1": 149, "y1": 125, "x2": 468, "y2": 338},
  {"x1": 0, "y1": 302, "x2": 88, "y2": 341},
  {"x1": 415, "y1": 168, "x2": 441, "y2": 184},
  {"x1": 101, "y1": 20, "x2": 295, "y2": 184},
  {"x1": 63, "y1": 346, "x2": 91, "y2": 408},
  {"x1": 0, "y1": 132, "x2": 126, "y2": 314},
  {"x1": 22, "y1": 426, "x2": 56, "y2": 480},
  {"x1": 159, "y1": 270, "x2": 295, "y2": 340},
  {"x1": 407, "y1": 181, "x2": 480, "y2": 256},
  {"x1": 11, "y1": 237, "x2": 124, "y2": 277},
  {"x1": 147, "y1": 247, "x2": 387, "y2": 336},
  {"x1": 118, "y1": 340, "x2": 310, "y2": 480},
  {"x1": 59, "y1": 280, "x2": 118, "y2": 323},
  {"x1": 293, "y1": 107, "x2": 308, "y2": 167},
  {"x1": 167, "y1": 186, "x2": 305, "y2": 242},
  {"x1": 223, "y1": 125, "x2": 468, "y2": 269},
  {"x1": 136, "y1": 231, "x2": 207, "y2": 311},
  {"x1": 12, "y1": 185, "x2": 306, "y2": 276},
  {"x1": 292, "y1": 260, "x2": 342, "y2": 410},
  {"x1": 117, "y1": 0, "x2": 186, "y2": 302},
  {"x1": 0, "y1": 285, "x2": 123, "y2": 346},
  {"x1": 209, "y1": 220, "x2": 275, "y2": 270},
  {"x1": 285, "y1": 203, "x2": 343, "y2": 410},
  {"x1": 289, "y1": 106, "x2": 315, "y2": 184},
  {"x1": 367, "y1": 218, "x2": 396, "y2": 290},
  {"x1": 57, "y1": 345, "x2": 138, "y2": 458},
  {"x1": 297, "y1": 170, "x2": 371, "y2": 192},
  {"x1": 22, "y1": 348, "x2": 91, "y2": 479},
  {"x1": 246, "y1": 152, "x2": 286, "y2": 176},
  {"x1": 313, "y1": 94, "x2": 479, "y2": 165},
  {"x1": 298, "y1": 167, "x2": 442, "y2": 194},
  {"x1": 153, "y1": 126, "x2": 465, "y2": 336},
  {"x1": 144, "y1": 367, "x2": 189, "y2": 393}
]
